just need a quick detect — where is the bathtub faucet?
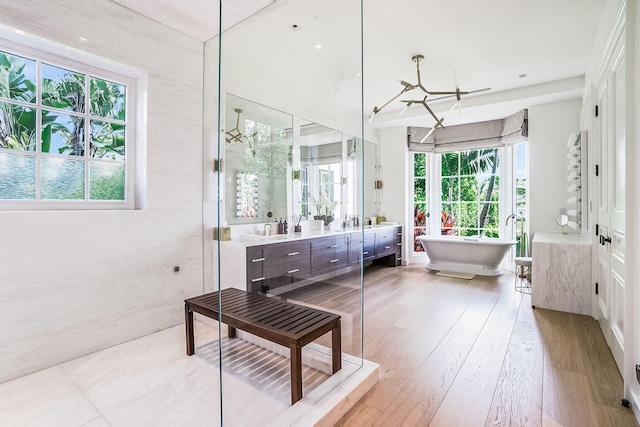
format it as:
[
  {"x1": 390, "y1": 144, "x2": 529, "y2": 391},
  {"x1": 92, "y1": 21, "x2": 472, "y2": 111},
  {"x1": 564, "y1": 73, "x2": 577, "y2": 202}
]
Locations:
[
  {"x1": 505, "y1": 213, "x2": 523, "y2": 227},
  {"x1": 506, "y1": 214, "x2": 526, "y2": 256}
]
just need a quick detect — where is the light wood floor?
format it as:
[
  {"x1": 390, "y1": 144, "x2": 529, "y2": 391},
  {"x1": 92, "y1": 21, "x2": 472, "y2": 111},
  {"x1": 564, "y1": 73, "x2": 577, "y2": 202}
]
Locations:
[{"x1": 284, "y1": 263, "x2": 638, "y2": 426}]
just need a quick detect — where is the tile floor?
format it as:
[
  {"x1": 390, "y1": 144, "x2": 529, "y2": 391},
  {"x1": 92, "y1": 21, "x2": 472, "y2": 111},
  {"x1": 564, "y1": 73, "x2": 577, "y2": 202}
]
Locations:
[{"x1": 0, "y1": 320, "x2": 375, "y2": 426}]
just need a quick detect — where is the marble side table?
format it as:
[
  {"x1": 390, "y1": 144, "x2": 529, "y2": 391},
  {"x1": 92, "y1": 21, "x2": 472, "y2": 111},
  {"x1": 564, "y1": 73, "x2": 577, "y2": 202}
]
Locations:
[{"x1": 531, "y1": 232, "x2": 592, "y2": 315}]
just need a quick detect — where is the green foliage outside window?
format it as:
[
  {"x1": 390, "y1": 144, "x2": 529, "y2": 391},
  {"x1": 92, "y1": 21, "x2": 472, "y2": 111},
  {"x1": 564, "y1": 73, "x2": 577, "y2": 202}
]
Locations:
[
  {"x1": 441, "y1": 149, "x2": 500, "y2": 237},
  {"x1": 0, "y1": 49, "x2": 127, "y2": 202}
]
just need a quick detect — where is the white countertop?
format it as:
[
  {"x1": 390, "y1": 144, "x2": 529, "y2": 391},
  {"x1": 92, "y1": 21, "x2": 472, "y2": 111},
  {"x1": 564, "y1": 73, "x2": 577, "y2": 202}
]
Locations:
[
  {"x1": 230, "y1": 224, "x2": 399, "y2": 247},
  {"x1": 532, "y1": 232, "x2": 591, "y2": 245}
]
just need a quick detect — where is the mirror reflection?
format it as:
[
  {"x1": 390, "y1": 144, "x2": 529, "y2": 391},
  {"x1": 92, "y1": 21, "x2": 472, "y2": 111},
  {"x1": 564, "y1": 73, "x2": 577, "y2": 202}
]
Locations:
[
  {"x1": 224, "y1": 94, "x2": 292, "y2": 225},
  {"x1": 300, "y1": 121, "x2": 343, "y2": 224}
]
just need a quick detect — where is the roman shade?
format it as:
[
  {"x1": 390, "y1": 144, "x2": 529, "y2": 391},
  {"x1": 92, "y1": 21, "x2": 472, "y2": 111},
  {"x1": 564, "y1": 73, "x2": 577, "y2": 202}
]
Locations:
[{"x1": 408, "y1": 109, "x2": 528, "y2": 153}]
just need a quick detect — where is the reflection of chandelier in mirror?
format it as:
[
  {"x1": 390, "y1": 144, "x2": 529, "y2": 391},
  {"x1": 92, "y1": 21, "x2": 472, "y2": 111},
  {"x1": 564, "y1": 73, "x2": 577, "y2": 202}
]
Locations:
[
  {"x1": 369, "y1": 55, "x2": 490, "y2": 129},
  {"x1": 225, "y1": 108, "x2": 256, "y2": 156}
]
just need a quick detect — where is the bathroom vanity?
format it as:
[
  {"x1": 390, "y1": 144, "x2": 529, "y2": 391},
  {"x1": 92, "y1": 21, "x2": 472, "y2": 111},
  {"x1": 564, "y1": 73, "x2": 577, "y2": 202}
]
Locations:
[
  {"x1": 217, "y1": 225, "x2": 402, "y2": 293},
  {"x1": 531, "y1": 232, "x2": 592, "y2": 315}
]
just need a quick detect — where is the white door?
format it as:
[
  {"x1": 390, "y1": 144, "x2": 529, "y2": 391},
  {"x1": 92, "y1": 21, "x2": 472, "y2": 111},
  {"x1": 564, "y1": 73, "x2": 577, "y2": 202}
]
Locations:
[{"x1": 595, "y1": 46, "x2": 625, "y2": 374}]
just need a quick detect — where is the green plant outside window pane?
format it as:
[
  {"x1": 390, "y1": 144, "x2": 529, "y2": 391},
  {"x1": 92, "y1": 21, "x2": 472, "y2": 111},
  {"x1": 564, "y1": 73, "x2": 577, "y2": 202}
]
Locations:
[
  {"x1": 0, "y1": 51, "x2": 36, "y2": 103},
  {"x1": 0, "y1": 152, "x2": 35, "y2": 199},
  {"x1": 90, "y1": 120, "x2": 125, "y2": 160},
  {"x1": 43, "y1": 110, "x2": 85, "y2": 156},
  {"x1": 90, "y1": 162, "x2": 125, "y2": 201},
  {"x1": 414, "y1": 153, "x2": 425, "y2": 177},
  {"x1": 0, "y1": 102, "x2": 36, "y2": 151},
  {"x1": 90, "y1": 77, "x2": 126, "y2": 120},
  {"x1": 414, "y1": 178, "x2": 426, "y2": 202},
  {"x1": 41, "y1": 63, "x2": 85, "y2": 113}
]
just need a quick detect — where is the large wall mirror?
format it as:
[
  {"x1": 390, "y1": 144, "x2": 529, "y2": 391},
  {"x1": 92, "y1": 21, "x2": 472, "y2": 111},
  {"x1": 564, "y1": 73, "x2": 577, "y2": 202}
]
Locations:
[{"x1": 223, "y1": 94, "x2": 292, "y2": 225}]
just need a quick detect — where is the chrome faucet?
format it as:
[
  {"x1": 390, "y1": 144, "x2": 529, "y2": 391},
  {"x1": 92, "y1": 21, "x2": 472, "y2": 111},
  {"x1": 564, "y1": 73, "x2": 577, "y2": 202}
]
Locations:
[
  {"x1": 263, "y1": 223, "x2": 272, "y2": 236},
  {"x1": 506, "y1": 213, "x2": 526, "y2": 257}
]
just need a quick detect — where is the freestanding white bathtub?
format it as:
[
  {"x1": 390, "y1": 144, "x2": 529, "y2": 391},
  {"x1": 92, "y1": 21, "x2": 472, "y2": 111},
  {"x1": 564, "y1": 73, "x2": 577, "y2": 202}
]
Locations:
[{"x1": 416, "y1": 235, "x2": 517, "y2": 276}]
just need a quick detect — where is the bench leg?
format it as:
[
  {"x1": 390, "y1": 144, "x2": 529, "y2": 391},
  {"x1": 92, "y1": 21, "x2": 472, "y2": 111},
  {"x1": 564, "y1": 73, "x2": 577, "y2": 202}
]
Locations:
[
  {"x1": 290, "y1": 343, "x2": 302, "y2": 405},
  {"x1": 332, "y1": 320, "x2": 342, "y2": 374},
  {"x1": 185, "y1": 303, "x2": 195, "y2": 356},
  {"x1": 228, "y1": 325, "x2": 237, "y2": 338}
]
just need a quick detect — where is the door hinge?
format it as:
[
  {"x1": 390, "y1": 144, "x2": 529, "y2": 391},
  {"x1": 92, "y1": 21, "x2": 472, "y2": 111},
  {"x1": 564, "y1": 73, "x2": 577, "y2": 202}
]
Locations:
[
  {"x1": 595, "y1": 105, "x2": 599, "y2": 117},
  {"x1": 595, "y1": 164, "x2": 599, "y2": 177},
  {"x1": 213, "y1": 158, "x2": 224, "y2": 173},
  {"x1": 595, "y1": 282, "x2": 599, "y2": 295},
  {"x1": 595, "y1": 224, "x2": 599, "y2": 236}
]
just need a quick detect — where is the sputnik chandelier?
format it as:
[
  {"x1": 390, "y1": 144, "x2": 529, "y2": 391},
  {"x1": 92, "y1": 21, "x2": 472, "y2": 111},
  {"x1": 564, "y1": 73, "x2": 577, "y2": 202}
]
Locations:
[
  {"x1": 369, "y1": 54, "x2": 490, "y2": 129},
  {"x1": 225, "y1": 108, "x2": 257, "y2": 156}
]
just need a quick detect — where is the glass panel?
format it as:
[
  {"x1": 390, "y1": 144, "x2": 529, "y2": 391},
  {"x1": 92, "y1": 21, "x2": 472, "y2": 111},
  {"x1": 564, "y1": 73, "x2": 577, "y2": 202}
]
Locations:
[
  {"x1": 413, "y1": 178, "x2": 425, "y2": 203},
  {"x1": 414, "y1": 203, "x2": 426, "y2": 226},
  {"x1": 0, "y1": 152, "x2": 35, "y2": 199},
  {"x1": 0, "y1": 102, "x2": 36, "y2": 151},
  {"x1": 216, "y1": 0, "x2": 363, "y2": 423},
  {"x1": 441, "y1": 152, "x2": 458, "y2": 176},
  {"x1": 441, "y1": 177, "x2": 458, "y2": 203},
  {"x1": 441, "y1": 205, "x2": 457, "y2": 235},
  {"x1": 414, "y1": 152, "x2": 425, "y2": 177},
  {"x1": 89, "y1": 162, "x2": 124, "y2": 201},
  {"x1": 43, "y1": 111, "x2": 85, "y2": 156},
  {"x1": 41, "y1": 63, "x2": 86, "y2": 113},
  {"x1": 459, "y1": 202, "x2": 478, "y2": 230},
  {"x1": 90, "y1": 120, "x2": 125, "y2": 160},
  {"x1": 414, "y1": 227, "x2": 426, "y2": 252},
  {"x1": 0, "y1": 51, "x2": 36, "y2": 103},
  {"x1": 90, "y1": 77, "x2": 126, "y2": 120},
  {"x1": 41, "y1": 157, "x2": 84, "y2": 200}
]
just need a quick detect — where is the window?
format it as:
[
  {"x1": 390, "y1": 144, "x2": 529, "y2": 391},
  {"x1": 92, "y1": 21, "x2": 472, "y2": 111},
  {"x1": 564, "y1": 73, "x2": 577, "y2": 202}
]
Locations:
[
  {"x1": 412, "y1": 152, "x2": 428, "y2": 252},
  {"x1": 0, "y1": 45, "x2": 132, "y2": 208},
  {"x1": 441, "y1": 149, "x2": 500, "y2": 237},
  {"x1": 514, "y1": 142, "x2": 528, "y2": 255}
]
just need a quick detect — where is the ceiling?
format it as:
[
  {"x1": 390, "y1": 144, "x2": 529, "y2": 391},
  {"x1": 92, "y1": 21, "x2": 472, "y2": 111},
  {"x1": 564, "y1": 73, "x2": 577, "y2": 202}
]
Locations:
[{"x1": 110, "y1": 0, "x2": 607, "y2": 130}]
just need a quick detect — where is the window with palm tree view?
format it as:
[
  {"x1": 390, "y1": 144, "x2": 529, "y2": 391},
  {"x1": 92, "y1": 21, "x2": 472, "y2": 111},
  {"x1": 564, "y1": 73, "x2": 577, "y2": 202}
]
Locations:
[
  {"x1": 0, "y1": 47, "x2": 129, "y2": 205},
  {"x1": 441, "y1": 149, "x2": 500, "y2": 237}
]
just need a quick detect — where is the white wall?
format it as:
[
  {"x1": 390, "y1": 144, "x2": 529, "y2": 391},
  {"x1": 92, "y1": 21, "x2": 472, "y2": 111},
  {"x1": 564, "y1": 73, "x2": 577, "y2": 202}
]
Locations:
[
  {"x1": 528, "y1": 98, "x2": 582, "y2": 237},
  {"x1": 0, "y1": 0, "x2": 205, "y2": 382}
]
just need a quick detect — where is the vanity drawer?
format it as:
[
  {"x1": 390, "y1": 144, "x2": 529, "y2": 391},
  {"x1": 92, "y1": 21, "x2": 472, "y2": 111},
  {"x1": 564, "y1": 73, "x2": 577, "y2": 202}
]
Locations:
[
  {"x1": 375, "y1": 229, "x2": 396, "y2": 256},
  {"x1": 311, "y1": 235, "x2": 350, "y2": 273},
  {"x1": 349, "y1": 230, "x2": 375, "y2": 264},
  {"x1": 266, "y1": 241, "x2": 311, "y2": 266}
]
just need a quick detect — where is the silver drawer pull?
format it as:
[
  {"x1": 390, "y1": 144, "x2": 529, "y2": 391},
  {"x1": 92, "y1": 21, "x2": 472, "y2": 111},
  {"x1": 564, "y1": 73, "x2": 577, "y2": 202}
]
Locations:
[
  {"x1": 251, "y1": 277, "x2": 265, "y2": 282},
  {"x1": 397, "y1": 243, "x2": 402, "y2": 246},
  {"x1": 397, "y1": 232, "x2": 402, "y2": 236},
  {"x1": 363, "y1": 251, "x2": 369, "y2": 255},
  {"x1": 384, "y1": 245, "x2": 391, "y2": 249},
  {"x1": 329, "y1": 244, "x2": 339, "y2": 248},
  {"x1": 330, "y1": 259, "x2": 339, "y2": 263},
  {"x1": 288, "y1": 268, "x2": 299, "y2": 274},
  {"x1": 251, "y1": 257, "x2": 265, "y2": 262},
  {"x1": 288, "y1": 251, "x2": 299, "y2": 256}
]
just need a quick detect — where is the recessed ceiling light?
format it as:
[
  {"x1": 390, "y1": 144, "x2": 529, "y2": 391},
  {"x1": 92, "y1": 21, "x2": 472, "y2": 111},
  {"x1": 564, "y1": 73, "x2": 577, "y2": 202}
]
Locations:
[
  {"x1": 79, "y1": 37, "x2": 88, "y2": 42},
  {"x1": 314, "y1": 44, "x2": 323, "y2": 50},
  {"x1": 519, "y1": 73, "x2": 528, "y2": 78},
  {"x1": 14, "y1": 29, "x2": 25, "y2": 35}
]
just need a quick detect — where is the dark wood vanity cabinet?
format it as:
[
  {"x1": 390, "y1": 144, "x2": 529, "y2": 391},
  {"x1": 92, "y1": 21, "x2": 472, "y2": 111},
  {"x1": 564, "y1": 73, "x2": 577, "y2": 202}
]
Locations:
[
  {"x1": 245, "y1": 226, "x2": 402, "y2": 292},
  {"x1": 246, "y1": 241, "x2": 311, "y2": 292},
  {"x1": 311, "y1": 234, "x2": 350, "y2": 274}
]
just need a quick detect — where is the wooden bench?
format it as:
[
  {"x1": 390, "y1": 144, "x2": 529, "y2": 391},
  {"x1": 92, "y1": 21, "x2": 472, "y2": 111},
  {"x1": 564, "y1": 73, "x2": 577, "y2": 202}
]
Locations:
[{"x1": 185, "y1": 287, "x2": 342, "y2": 404}]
